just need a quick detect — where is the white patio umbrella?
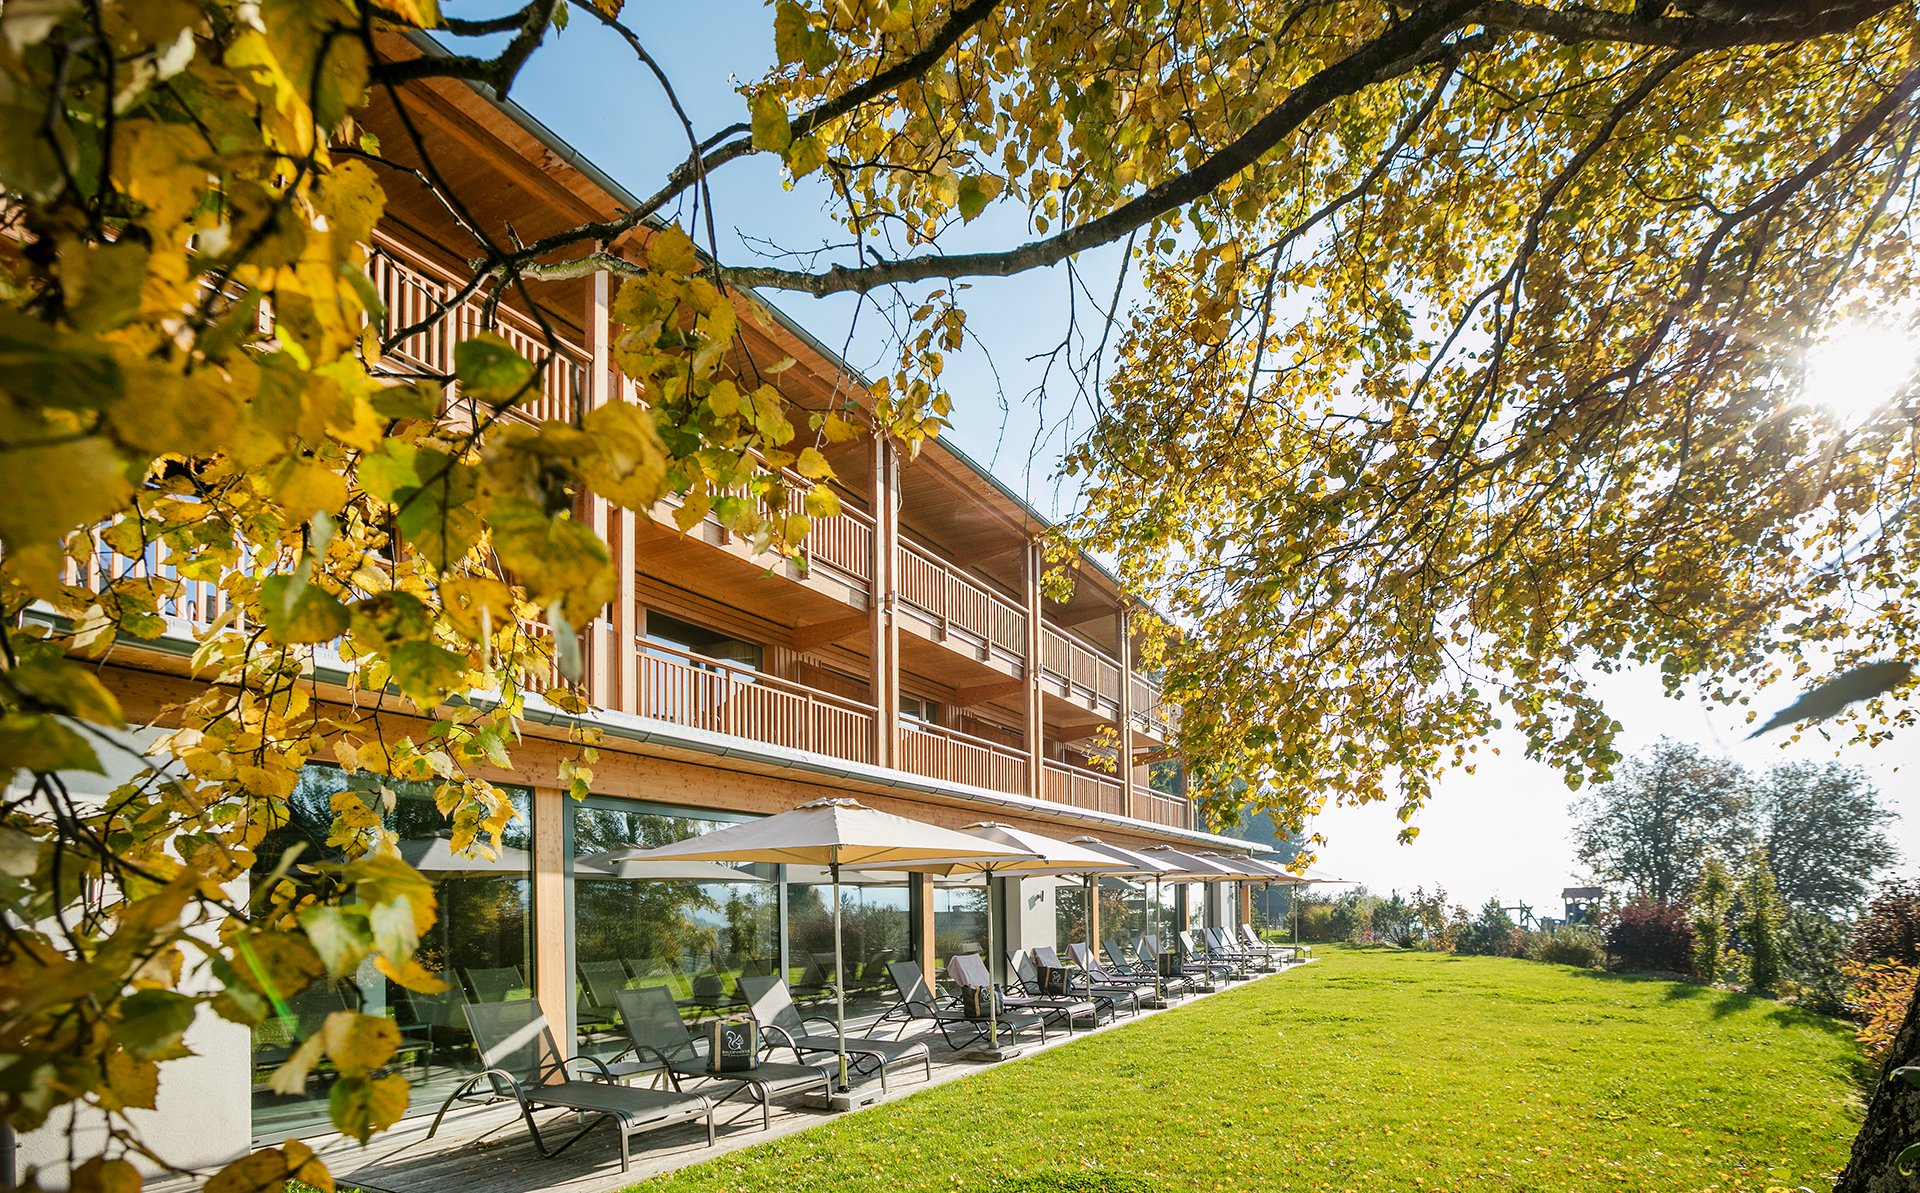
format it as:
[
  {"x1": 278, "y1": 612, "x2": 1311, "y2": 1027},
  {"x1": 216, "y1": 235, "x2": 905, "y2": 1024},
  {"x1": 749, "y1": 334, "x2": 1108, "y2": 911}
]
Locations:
[
  {"x1": 934, "y1": 823, "x2": 1130, "y2": 1055},
  {"x1": 572, "y1": 851, "x2": 770, "y2": 883},
  {"x1": 606, "y1": 797, "x2": 1037, "y2": 1089},
  {"x1": 1199, "y1": 852, "x2": 1304, "y2": 938},
  {"x1": 1068, "y1": 836, "x2": 1186, "y2": 1002},
  {"x1": 397, "y1": 834, "x2": 530, "y2": 875}
]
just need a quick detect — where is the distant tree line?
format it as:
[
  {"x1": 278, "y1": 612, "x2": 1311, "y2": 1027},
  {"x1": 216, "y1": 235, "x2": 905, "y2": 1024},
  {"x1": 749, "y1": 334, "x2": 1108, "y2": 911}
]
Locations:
[{"x1": 1567, "y1": 738, "x2": 1911, "y2": 1039}]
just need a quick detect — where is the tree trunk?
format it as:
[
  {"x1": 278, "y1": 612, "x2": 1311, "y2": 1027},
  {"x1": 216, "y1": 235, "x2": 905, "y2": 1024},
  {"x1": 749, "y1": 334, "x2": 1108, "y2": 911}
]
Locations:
[{"x1": 1836, "y1": 985, "x2": 1920, "y2": 1191}]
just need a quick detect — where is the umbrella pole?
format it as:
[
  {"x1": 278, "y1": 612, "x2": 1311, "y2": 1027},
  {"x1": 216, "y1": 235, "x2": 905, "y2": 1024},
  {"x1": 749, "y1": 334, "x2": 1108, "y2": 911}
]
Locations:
[
  {"x1": 985, "y1": 870, "x2": 999, "y2": 1049},
  {"x1": 832, "y1": 860, "x2": 847, "y2": 1092}
]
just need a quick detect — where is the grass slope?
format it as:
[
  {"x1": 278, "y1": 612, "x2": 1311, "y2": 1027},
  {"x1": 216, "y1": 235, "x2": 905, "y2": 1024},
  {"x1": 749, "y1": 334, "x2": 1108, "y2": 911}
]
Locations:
[{"x1": 638, "y1": 946, "x2": 1866, "y2": 1193}]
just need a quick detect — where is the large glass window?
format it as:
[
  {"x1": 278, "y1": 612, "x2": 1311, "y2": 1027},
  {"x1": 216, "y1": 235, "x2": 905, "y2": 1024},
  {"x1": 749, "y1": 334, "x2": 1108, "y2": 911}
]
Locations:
[
  {"x1": 1055, "y1": 877, "x2": 1133, "y2": 959},
  {"x1": 570, "y1": 800, "x2": 777, "y2": 1063},
  {"x1": 932, "y1": 881, "x2": 989, "y2": 978},
  {"x1": 784, "y1": 875, "x2": 910, "y2": 1019},
  {"x1": 248, "y1": 767, "x2": 532, "y2": 1143}
]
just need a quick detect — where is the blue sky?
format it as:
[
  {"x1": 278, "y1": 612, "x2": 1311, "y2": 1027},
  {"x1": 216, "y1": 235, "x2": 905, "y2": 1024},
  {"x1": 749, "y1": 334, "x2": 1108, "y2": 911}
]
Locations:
[{"x1": 504, "y1": 5, "x2": 1917, "y2": 913}]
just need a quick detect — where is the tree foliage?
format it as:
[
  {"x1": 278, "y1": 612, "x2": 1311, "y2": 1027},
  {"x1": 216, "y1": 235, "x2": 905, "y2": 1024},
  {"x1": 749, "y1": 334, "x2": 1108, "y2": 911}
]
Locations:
[
  {"x1": 1755, "y1": 761, "x2": 1899, "y2": 918},
  {"x1": 0, "y1": 0, "x2": 1916, "y2": 1184},
  {"x1": 1571, "y1": 739, "x2": 1749, "y2": 904},
  {"x1": 1738, "y1": 851, "x2": 1786, "y2": 994},
  {"x1": 1572, "y1": 739, "x2": 1895, "y2": 916},
  {"x1": 1691, "y1": 857, "x2": 1734, "y2": 985}
]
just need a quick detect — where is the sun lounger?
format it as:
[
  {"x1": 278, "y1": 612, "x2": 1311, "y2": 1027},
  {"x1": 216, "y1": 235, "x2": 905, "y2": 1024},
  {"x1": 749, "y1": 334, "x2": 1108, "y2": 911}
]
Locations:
[
  {"x1": 951, "y1": 952, "x2": 1101, "y2": 1030},
  {"x1": 1205, "y1": 926, "x2": 1276, "y2": 971},
  {"x1": 877, "y1": 959, "x2": 1050, "y2": 1050},
  {"x1": 1052, "y1": 944, "x2": 1149, "y2": 1014},
  {"x1": 1177, "y1": 929, "x2": 1246, "y2": 980},
  {"x1": 1105, "y1": 936, "x2": 1193, "y2": 998},
  {"x1": 736, "y1": 973, "x2": 931, "y2": 1091},
  {"x1": 427, "y1": 999, "x2": 714, "y2": 1172},
  {"x1": 1240, "y1": 923, "x2": 1308, "y2": 962},
  {"x1": 605, "y1": 985, "x2": 832, "y2": 1130}
]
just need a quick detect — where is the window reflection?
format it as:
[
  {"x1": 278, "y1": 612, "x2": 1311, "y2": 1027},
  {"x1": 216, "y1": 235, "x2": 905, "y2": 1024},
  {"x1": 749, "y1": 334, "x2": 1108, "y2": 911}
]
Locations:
[
  {"x1": 783, "y1": 876, "x2": 910, "y2": 1019},
  {"x1": 248, "y1": 767, "x2": 532, "y2": 1143},
  {"x1": 1056, "y1": 878, "x2": 1132, "y2": 957},
  {"x1": 570, "y1": 801, "x2": 777, "y2": 1063},
  {"x1": 932, "y1": 882, "x2": 989, "y2": 976}
]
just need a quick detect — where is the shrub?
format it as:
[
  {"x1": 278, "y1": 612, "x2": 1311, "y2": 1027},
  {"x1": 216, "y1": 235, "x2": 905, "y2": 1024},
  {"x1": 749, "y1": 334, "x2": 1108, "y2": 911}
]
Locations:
[
  {"x1": 1299, "y1": 902, "x2": 1336, "y2": 943},
  {"x1": 1605, "y1": 899, "x2": 1696, "y2": 975},
  {"x1": 1409, "y1": 886, "x2": 1467, "y2": 951},
  {"x1": 1526, "y1": 925, "x2": 1606, "y2": 969},
  {"x1": 1738, "y1": 852, "x2": 1786, "y2": 994},
  {"x1": 1328, "y1": 890, "x2": 1376, "y2": 943},
  {"x1": 1842, "y1": 959, "x2": 1920, "y2": 1063},
  {"x1": 1691, "y1": 858, "x2": 1734, "y2": 984},
  {"x1": 1781, "y1": 908, "x2": 1850, "y2": 1018},
  {"x1": 1373, "y1": 894, "x2": 1418, "y2": 947},
  {"x1": 1846, "y1": 877, "x2": 1920, "y2": 967},
  {"x1": 1457, "y1": 900, "x2": 1521, "y2": 957}
]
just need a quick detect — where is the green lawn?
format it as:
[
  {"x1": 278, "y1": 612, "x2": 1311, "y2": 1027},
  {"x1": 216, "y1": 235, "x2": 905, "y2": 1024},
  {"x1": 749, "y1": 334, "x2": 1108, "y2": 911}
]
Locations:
[{"x1": 638, "y1": 946, "x2": 1866, "y2": 1193}]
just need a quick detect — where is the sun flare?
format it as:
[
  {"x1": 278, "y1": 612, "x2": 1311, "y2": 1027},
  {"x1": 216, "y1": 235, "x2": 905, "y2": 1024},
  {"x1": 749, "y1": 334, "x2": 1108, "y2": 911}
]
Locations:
[{"x1": 1803, "y1": 321, "x2": 1918, "y2": 423}]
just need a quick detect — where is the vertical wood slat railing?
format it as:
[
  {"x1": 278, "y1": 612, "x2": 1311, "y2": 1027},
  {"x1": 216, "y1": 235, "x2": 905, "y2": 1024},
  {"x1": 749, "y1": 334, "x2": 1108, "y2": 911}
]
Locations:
[
  {"x1": 1128, "y1": 673, "x2": 1178, "y2": 737},
  {"x1": 1040, "y1": 625, "x2": 1122, "y2": 711},
  {"x1": 1041, "y1": 760, "x2": 1124, "y2": 817},
  {"x1": 894, "y1": 538, "x2": 1026, "y2": 661},
  {"x1": 633, "y1": 639, "x2": 877, "y2": 765},
  {"x1": 367, "y1": 233, "x2": 583, "y2": 426},
  {"x1": 1133, "y1": 789, "x2": 1193, "y2": 831},
  {"x1": 896, "y1": 721, "x2": 1028, "y2": 797},
  {"x1": 798, "y1": 498, "x2": 874, "y2": 584},
  {"x1": 60, "y1": 530, "x2": 230, "y2": 634}
]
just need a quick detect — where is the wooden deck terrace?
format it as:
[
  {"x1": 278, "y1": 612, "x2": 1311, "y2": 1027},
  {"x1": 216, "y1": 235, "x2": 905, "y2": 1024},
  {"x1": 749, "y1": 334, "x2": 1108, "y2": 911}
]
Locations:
[{"x1": 150, "y1": 960, "x2": 1311, "y2": 1193}]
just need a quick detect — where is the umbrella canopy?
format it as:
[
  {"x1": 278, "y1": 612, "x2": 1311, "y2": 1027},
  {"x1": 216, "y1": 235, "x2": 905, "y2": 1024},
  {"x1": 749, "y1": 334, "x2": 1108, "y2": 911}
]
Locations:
[
  {"x1": 395, "y1": 835, "x2": 530, "y2": 876},
  {"x1": 1137, "y1": 844, "x2": 1244, "y2": 879},
  {"x1": 573, "y1": 850, "x2": 770, "y2": 883},
  {"x1": 941, "y1": 823, "x2": 1133, "y2": 877},
  {"x1": 1198, "y1": 852, "x2": 1306, "y2": 882},
  {"x1": 610, "y1": 797, "x2": 1039, "y2": 1083},
  {"x1": 607, "y1": 797, "x2": 1037, "y2": 870},
  {"x1": 1067, "y1": 836, "x2": 1186, "y2": 876}
]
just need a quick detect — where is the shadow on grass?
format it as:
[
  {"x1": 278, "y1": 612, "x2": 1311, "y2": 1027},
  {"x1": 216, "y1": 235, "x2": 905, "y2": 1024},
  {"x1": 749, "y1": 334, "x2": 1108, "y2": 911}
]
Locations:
[{"x1": 1562, "y1": 966, "x2": 1874, "y2": 1086}]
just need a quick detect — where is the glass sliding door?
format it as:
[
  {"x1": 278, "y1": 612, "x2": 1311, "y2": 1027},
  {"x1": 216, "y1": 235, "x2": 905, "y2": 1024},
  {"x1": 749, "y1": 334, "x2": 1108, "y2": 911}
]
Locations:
[
  {"x1": 247, "y1": 766, "x2": 532, "y2": 1142},
  {"x1": 570, "y1": 800, "x2": 777, "y2": 1063}
]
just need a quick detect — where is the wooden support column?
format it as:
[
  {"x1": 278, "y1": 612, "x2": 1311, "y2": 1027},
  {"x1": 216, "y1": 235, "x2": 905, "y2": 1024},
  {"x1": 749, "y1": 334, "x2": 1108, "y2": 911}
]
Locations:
[
  {"x1": 871, "y1": 437, "x2": 901, "y2": 767},
  {"x1": 914, "y1": 871, "x2": 937, "y2": 987},
  {"x1": 1024, "y1": 541, "x2": 1045, "y2": 801},
  {"x1": 585, "y1": 270, "x2": 617, "y2": 706},
  {"x1": 531, "y1": 785, "x2": 571, "y2": 1057},
  {"x1": 1238, "y1": 883, "x2": 1254, "y2": 928},
  {"x1": 1116, "y1": 605, "x2": 1134, "y2": 819}
]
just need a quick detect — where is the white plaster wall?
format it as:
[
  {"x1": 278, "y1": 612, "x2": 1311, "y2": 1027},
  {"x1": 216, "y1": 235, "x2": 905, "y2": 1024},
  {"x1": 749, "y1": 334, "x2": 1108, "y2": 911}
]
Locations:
[
  {"x1": 12, "y1": 727, "x2": 253, "y2": 1186},
  {"x1": 1001, "y1": 875, "x2": 1059, "y2": 977}
]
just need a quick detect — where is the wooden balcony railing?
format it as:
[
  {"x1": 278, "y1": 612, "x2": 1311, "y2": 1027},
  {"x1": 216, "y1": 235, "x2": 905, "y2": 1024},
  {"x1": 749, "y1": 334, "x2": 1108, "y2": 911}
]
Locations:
[
  {"x1": 895, "y1": 538, "x2": 1026, "y2": 666},
  {"x1": 799, "y1": 499, "x2": 874, "y2": 585},
  {"x1": 368, "y1": 233, "x2": 584, "y2": 426},
  {"x1": 1128, "y1": 672, "x2": 1178, "y2": 737},
  {"x1": 1042, "y1": 760, "x2": 1124, "y2": 817},
  {"x1": 634, "y1": 639, "x2": 876, "y2": 765},
  {"x1": 62, "y1": 531, "x2": 231, "y2": 635},
  {"x1": 1133, "y1": 789, "x2": 1191, "y2": 831},
  {"x1": 1040, "y1": 625, "x2": 1121, "y2": 712},
  {"x1": 897, "y1": 721, "x2": 1028, "y2": 797}
]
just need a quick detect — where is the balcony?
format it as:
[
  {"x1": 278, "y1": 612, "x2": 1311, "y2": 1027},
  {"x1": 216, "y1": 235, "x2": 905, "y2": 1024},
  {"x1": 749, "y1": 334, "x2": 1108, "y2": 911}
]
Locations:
[
  {"x1": 894, "y1": 538, "x2": 1026, "y2": 672},
  {"x1": 368, "y1": 234, "x2": 585, "y2": 427},
  {"x1": 898, "y1": 720, "x2": 1027, "y2": 798},
  {"x1": 632, "y1": 640, "x2": 877, "y2": 766},
  {"x1": 1041, "y1": 760, "x2": 1123, "y2": 817},
  {"x1": 1039, "y1": 625, "x2": 1121, "y2": 718}
]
